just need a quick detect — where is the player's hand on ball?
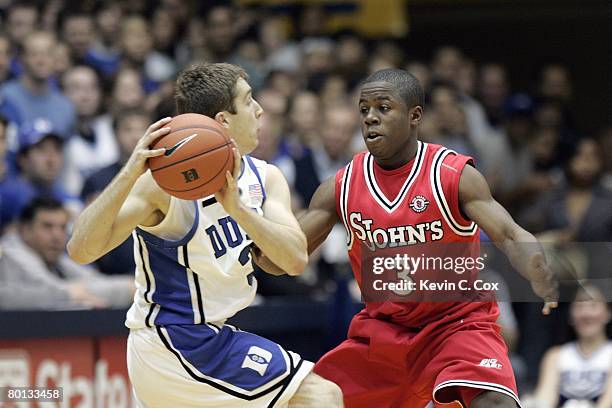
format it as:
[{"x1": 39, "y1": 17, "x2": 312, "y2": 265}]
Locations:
[
  {"x1": 528, "y1": 252, "x2": 559, "y2": 315},
  {"x1": 124, "y1": 117, "x2": 172, "y2": 177},
  {"x1": 214, "y1": 140, "x2": 243, "y2": 216}
]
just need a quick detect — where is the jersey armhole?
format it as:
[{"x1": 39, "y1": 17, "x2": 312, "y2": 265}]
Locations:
[
  {"x1": 335, "y1": 168, "x2": 344, "y2": 219},
  {"x1": 444, "y1": 154, "x2": 476, "y2": 226}
]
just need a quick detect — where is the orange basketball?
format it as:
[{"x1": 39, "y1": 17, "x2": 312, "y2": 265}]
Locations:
[{"x1": 148, "y1": 113, "x2": 234, "y2": 200}]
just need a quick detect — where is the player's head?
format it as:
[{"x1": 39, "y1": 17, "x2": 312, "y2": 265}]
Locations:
[
  {"x1": 18, "y1": 197, "x2": 69, "y2": 266},
  {"x1": 175, "y1": 63, "x2": 263, "y2": 154},
  {"x1": 570, "y1": 285, "x2": 610, "y2": 340},
  {"x1": 358, "y1": 68, "x2": 423, "y2": 163}
]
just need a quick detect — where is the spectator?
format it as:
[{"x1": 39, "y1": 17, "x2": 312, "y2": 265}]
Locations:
[
  {"x1": 521, "y1": 138, "x2": 612, "y2": 243},
  {"x1": 109, "y1": 67, "x2": 146, "y2": 116},
  {"x1": 203, "y1": 5, "x2": 238, "y2": 63},
  {"x1": 80, "y1": 108, "x2": 151, "y2": 276},
  {"x1": 0, "y1": 197, "x2": 133, "y2": 310},
  {"x1": 0, "y1": 31, "x2": 76, "y2": 138},
  {"x1": 87, "y1": 1, "x2": 122, "y2": 77},
  {"x1": 119, "y1": 15, "x2": 174, "y2": 92},
  {"x1": 487, "y1": 93, "x2": 555, "y2": 212},
  {"x1": 478, "y1": 63, "x2": 510, "y2": 129},
  {"x1": 250, "y1": 112, "x2": 295, "y2": 187},
  {"x1": 431, "y1": 46, "x2": 464, "y2": 84},
  {"x1": 539, "y1": 64, "x2": 573, "y2": 104},
  {"x1": 528, "y1": 285, "x2": 612, "y2": 408},
  {"x1": 60, "y1": 12, "x2": 97, "y2": 64},
  {"x1": 286, "y1": 90, "x2": 320, "y2": 147},
  {"x1": 61, "y1": 65, "x2": 118, "y2": 195},
  {"x1": 0, "y1": 121, "x2": 80, "y2": 228},
  {"x1": 151, "y1": 7, "x2": 179, "y2": 60},
  {"x1": 302, "y1": 38, "x2": 335, "y2": 92},
  {"x1": 6, "y1": 2, "x2": 38, "y2": 47},
  {"x1": 292, "y1": 106, "x2": 355, "y2": 209},
  {"x1": 260, "y1": 16, "x2": 301, "y2": 74},
  {"x1": 424, "y1": 81, "x2": 476, "y2": 157}
]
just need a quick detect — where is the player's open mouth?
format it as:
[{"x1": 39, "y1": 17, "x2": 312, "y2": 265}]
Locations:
[{"x1": 366, "y1": 130, "x2": 384, "y2": 142}]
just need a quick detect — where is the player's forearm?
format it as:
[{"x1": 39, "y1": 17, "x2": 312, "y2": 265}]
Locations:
[
  {"x1": 498, "y1": 226, "x2": 547, "y2": 282},
  {"x1": 231, "y1": 206, "x2": 307, "y2": 276},
  {"x1": 67, "y1": 169, "x2": 140, "y2": 264}
]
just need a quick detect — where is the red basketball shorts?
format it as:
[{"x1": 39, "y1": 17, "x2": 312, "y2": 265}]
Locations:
[{"x1": 314, "y1": 305, "x2": 521, "y2": 408}]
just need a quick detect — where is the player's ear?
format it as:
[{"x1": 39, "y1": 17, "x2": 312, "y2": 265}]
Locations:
[
  {"x1": 410, "y1": 106, "x2": 423, "y2": 125},
  {"x1": 214, "y1": 111, "x2": 230, "y2": 129}
]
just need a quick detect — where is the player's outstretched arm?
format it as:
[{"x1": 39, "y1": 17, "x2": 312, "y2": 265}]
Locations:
[
  {"x1": 458, "y1": 164, "x2": 559, "y2": 315},
  {"x1": 67, "y1": 118, "x2": 172, "y2": 264},
  {"x1": 253, "y1": 176, "x2": 339, "y2": 276}
]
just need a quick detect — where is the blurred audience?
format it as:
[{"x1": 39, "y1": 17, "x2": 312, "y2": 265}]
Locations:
[
  {"x1": 62, "y1": 65, "x2": 118, "y2": 195},
  {"x1": 0, "y1": 121, "x2": 80, "y2": 230},
  {"x1": 0, "y1": 197, "x2": 133, "y2": 310},
  {"x1": 0, "y1": 30, "x2": 75, "y2": 137}
]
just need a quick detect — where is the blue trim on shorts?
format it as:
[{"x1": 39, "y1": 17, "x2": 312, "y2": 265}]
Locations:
[{"x1": 158, "y1": 324, "x2": 303, "y2": 400}]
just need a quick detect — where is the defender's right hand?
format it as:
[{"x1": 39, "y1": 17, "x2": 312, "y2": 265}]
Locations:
[{"x1": 124, "y1": 117, "x2": 172, "y2": 177}]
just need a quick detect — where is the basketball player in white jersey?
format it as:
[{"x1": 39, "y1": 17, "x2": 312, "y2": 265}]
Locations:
[
  {"x1": 67, "y1": 63, "x2": 343, "y2": 407},
  {"x1": 531, "y1": 285, "x2": 612, "y2": 408}
]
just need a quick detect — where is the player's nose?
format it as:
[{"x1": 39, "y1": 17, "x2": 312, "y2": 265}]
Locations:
[
  {"x1": 254, "y1": 100, "x2": 264, "y2": 118},
  {"x1": 364, "y1": 110, "x2": 380, "y2": 125}
]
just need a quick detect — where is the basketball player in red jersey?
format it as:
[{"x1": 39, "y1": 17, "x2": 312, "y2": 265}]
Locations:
[{"x1": 256, "y1": 68, "x2": 558, "y2": 407}]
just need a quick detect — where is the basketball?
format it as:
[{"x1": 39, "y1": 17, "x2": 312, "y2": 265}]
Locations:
[{"x1": 148, "y1": 113, "x2": 234, "y2": 200}]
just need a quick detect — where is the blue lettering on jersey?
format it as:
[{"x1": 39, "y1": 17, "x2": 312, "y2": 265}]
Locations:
[
  {"x1": 219, "y1": 216, "x2": 243, "y2": 248},
  {"x1": 205, "y1": 217, "x2": 248, "y2": 259},
  {"x1": 205, "y1": 224, "x2": 227, "y2": 258}
]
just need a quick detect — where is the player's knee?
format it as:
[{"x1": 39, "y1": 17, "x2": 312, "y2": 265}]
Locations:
[
  {"x1": 289, "y1": 372, "x2": 343, "y2": 407},
  {"x1": 470, "y1": 391, "x2": 517, "y2": 408}
]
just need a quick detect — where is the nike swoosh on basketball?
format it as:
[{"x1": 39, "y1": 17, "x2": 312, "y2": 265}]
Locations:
[{"x1": 164, "y1": 134, "x2": 197, "y2": 156}]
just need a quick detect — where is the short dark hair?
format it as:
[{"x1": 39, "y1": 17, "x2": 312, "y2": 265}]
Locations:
[
  {"x1": 19, "y1": 196, "x2": 65, "y2": 224},
  {"x1": 175, "y1": 63, "x2": 248, "y2": 118},
  {"x1": 362, "y1": 68, "x2": 424, "y2": 108}
]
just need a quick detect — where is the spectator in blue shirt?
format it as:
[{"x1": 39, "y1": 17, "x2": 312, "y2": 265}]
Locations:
[{"x1": 0, "y1": 31, "x2": 75, "y2": 138}]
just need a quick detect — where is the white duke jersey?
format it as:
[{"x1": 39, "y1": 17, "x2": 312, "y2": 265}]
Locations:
[
  {"x1": 126, "y1": 155, "x2": 267, "y2": 329},
  {"x1": 558, "y1": 341, "x2": 612, "y2": 405}
]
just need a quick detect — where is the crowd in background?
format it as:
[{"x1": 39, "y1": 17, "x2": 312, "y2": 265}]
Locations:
[{"x1": 0, "y1": 0, "x2": 611, "y2": 394}]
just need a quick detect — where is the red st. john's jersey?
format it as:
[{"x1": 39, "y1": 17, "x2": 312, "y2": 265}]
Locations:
[{"x1": 335, "y1": 141, "x2": 498, "y2": 328}]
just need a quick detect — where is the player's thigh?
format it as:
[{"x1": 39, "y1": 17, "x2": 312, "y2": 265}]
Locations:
[
  {"x1": 288, "y1": 372, "x2": 343, "y2": 408},
  {"x1": 470, "y1": 390, "x2": 519, "y2": 408}
]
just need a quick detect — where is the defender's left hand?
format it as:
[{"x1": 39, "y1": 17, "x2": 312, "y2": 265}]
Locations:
[
  {"x1": 214, "y1": 140, "x2": 243, "y2": 216},
  {"x1": 528, "y1": 253, "x2": 559, "y2": 315}
]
